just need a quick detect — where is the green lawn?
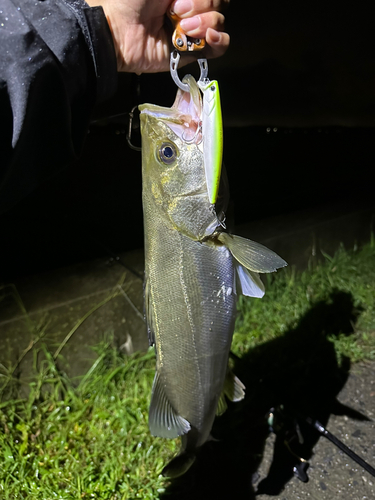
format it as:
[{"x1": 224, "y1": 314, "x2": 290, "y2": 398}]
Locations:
[{"x1": 1, "y1": 240, "x2": 375, "y2": 499}]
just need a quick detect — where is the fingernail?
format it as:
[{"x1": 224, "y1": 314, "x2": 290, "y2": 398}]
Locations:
[
  {"x1": 209, "y1": 30, "x2": 222, "y2": 43},
  {"x1": 180, "y1": 16, "x2": 201, "y2": 32},
  {"x1": 173, "y1": 0, "x2": 193, "y2": 16}
]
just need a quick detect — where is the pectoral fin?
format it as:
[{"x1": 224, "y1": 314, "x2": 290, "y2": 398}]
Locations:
[
  {"x1": 149, "y1": 371, "x2": 191, "y2": 439},
  {"x1": 236, "y1": 264, "x2": 265, "y2": 298},
  {"x1": 218, "y1": 233, "x2": 287, "y2": 273}
]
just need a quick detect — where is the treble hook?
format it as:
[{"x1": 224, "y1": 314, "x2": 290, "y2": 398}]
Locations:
[{"x1": 181, "y1": 120, "x2": 203, "y2": 144}]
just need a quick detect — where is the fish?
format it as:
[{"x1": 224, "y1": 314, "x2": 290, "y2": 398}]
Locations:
[{"x1": 139, "y1": 75, "x2": 287, "y2": 478}]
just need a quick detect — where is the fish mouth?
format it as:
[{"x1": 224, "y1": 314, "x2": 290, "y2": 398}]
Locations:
[{"x1": 139, "y1": 75, "x2": 202, "y2": 144}]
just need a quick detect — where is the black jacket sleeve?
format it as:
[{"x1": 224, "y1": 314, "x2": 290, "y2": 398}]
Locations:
[{"x1": 0, "y1": 0, "x2": 118, "y2": 213}]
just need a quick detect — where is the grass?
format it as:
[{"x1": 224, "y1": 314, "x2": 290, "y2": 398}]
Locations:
[
  {"x1": 1, "y1": 240, "x2": 375, "y2": 498},
  {"x1": 0, "y1": 343, "x2": 176, "y2": 499},
  {"x1": 234, "y1": 238, "x2": 375, "y2": 363}
]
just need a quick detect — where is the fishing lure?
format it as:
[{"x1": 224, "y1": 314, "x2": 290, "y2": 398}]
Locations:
[{"x1": 169, "y1": 13, "x2": 223, "y2": 206}]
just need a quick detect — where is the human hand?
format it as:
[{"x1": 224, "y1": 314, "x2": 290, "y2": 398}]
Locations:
[{"x1": 85, "y1": 0, "x2": 230, "y2": 73}]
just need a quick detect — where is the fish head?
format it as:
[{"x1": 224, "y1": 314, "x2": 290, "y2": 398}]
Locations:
[{"x1": 140, "y1": 75, "x2": 223, "y2": 240}]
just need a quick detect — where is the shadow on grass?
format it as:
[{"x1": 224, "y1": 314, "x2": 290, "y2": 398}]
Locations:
[{"x1": 161, "y1": 290, "x2": 367, "y2": 499}]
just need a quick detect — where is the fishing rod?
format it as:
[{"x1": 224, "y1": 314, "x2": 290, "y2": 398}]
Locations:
[
  {"x1": 305, "y1": 416, "x2": 375, "y2": 477},
  {"x1": 267, "y1": 404, "x2": 375, "y2": 481}
]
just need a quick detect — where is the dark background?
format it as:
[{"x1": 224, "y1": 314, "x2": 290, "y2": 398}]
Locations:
[{"x1": 1, "y1": 0, "x2": 374, "y2": 280}]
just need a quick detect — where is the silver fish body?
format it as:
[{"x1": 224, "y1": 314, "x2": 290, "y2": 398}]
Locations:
[
  {"x1": 140, "y1": 76, "x2": 286, "y2": 477},
  {"x1": 144, "y1": 200, "x2": 236, "y2": 450}
]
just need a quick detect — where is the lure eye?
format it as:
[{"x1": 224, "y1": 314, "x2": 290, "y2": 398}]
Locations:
[{"x1": 158, "y1": 142, "x2": 178, "y2": 165}]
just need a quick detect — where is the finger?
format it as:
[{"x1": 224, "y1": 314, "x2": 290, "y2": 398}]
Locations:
[
  {"x1": 179, "y1": 12, "x2": 226, "y2": 38},
  {"x1": 206, "y1": 27, "x2": 230, "y2": 57},
  {"x1": 177, "y1": 28, "x2": 229, "y2": 69},
  {"x1": 172, "y1": 0, "x2": 230, "y2": 17}
]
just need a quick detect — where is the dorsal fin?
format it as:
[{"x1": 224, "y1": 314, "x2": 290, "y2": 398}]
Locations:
[
  {"x1": 149, "y1": 372, "x2": 191, "y2": 439},
  {"x1": 216, "y1": 393, "x2": 228, "y2": 416}
]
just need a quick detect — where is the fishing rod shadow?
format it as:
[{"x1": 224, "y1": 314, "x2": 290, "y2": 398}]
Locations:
[{"x1": 161, "y1": 289, "x2": 366, "y2": 499}]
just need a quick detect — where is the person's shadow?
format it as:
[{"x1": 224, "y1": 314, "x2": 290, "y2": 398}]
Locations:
[{"x1": 161, "y1": 290, "x2": 368, "y2": 499}]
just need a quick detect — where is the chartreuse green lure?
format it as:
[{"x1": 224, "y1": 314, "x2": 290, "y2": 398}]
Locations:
[{"x1": 198, "y1": 78, "x2": 223, "y2": 205}]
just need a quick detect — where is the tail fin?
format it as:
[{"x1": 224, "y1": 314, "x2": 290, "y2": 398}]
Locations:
[{"x1": 162, "y1": 452, "x2": 196, "y2": 478}]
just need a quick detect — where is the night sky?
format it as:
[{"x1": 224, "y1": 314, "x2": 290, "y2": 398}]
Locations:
[{"x1": 1, "y1": 0, "x2": 374, "y2": 279}]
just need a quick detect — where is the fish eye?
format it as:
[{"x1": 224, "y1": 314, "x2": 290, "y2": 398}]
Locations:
[{"x1": 158, "y1": 142, "x2": 178, "y2": 165}]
